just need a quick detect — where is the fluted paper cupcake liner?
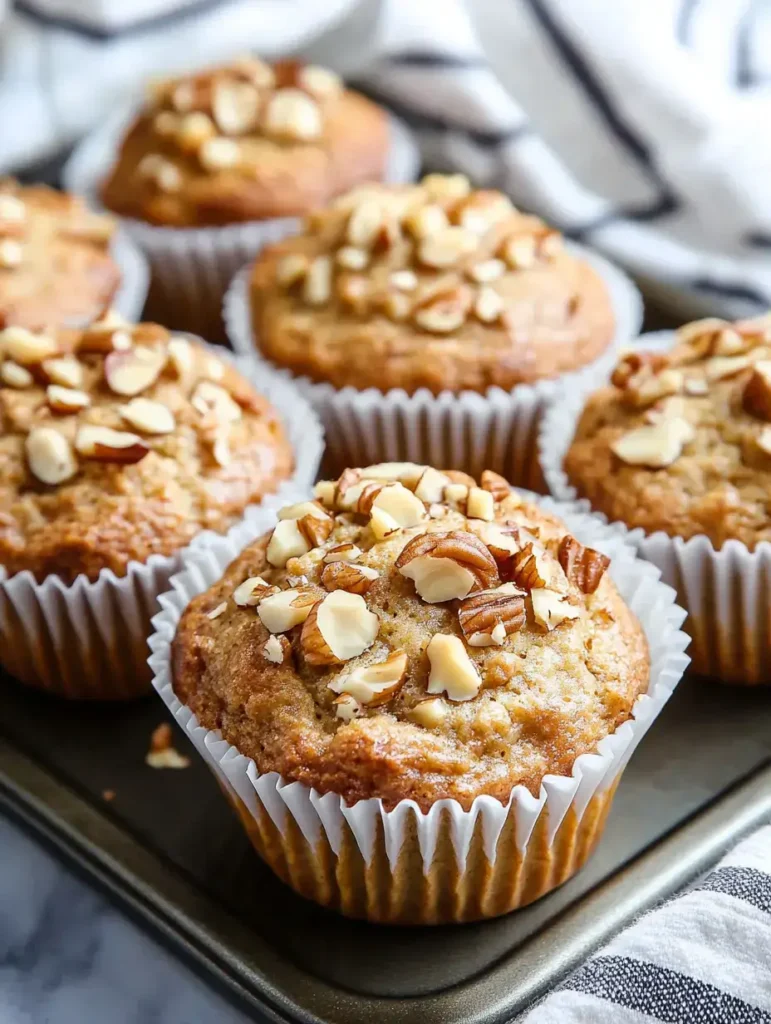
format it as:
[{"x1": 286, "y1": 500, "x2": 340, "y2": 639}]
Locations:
[
  {"x1": 109, "y1": 229, "x2": 150, "y2": 323},
  {"x1": 0, "y1": 349, "x2": 323, "y2": 700},
  {"x1": 224, "y1": 244, "x2": 643, "y2": 488},
  {"x1": 62, "y1": 103, "x2": 421, "y2": 341},
  {"x1": 148, "y1": 497, "x2": 689, "y2": 924},
  {"x1": 539, "y1": 329, "x2": 771, "y2": 685}
]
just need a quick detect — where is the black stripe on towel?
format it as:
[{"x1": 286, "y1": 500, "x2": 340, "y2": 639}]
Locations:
[
  {"x1": 736, "y1": 0, "x2": 761, "y2": 87},
  {"x1": 568, "y1": 193, "x2": 679, "y2": 238},
  {"x1": 386, "y1": 52, "x2": 489, "y2": 69},
  {"x1": 745, "y1": 232, "x2": 771, "y2": 248},
  {"x1": 676, "y1": 0, "x2": 701, "y2": 45},
  {"x1": 690, "y1": 277, "x2": 769, "y2": 307},
  {"x1": 564, "y1": 956, "x2": 771, "y2": 1024},
  {"x1": 695, "y1": 866, "x2": 771, "y2": 915},
  {"x1": 350, "y1": 84, "x2": 531, "y2": 148},
  {"x1": 14, "y1": 0, "x2": 231, "y2": 40}
]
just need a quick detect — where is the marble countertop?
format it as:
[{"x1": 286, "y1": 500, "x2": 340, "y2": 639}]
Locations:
[{"x1": 0, "y1": 815, "x2": 253, "y2": 1024}]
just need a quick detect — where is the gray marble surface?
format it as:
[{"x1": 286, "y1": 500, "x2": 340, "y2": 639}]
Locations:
[{"x1": 0, "y1": 815, "x2": 252, "y2": 1024}]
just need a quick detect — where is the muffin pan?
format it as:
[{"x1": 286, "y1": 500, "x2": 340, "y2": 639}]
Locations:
[{"x1": 1, "y1": 668, "x2": 770, "y2": 1023}]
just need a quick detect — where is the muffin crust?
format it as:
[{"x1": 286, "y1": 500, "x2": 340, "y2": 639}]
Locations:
[
  {"x1": 173, "y1": 464, "x2": 649, "y2": 810},
  {"x1": 249, "y1": 175, "x2": 615, "y2": 394},
  {"x1": 0, "y1": 182, "x2": 120, "y2": 331},
  {"x1": 0, "y1": 316, "x2": 293, "y2": 581},
  {"x1": 102, "y1": 58, "x2": 389, "y2": 227},
  {"x1": 565, "y1": 315, "x2": 771, "y2": 548}
]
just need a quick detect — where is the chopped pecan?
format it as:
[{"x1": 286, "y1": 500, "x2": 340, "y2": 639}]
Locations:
[
  {"x1": 395, "y1": 531, "x2": 500, "y2": 591},
  {"x1": 509, "y1": 543, "x2": 548, "y2": 590},
  {"x1": 611, "y1": 351, "x2": 670, "y2": 389},
  {"x1": 458, "y1": 584, "x2": 526, "y2": 643},
  {"x1": 742, "y1": 361, "x2": 771, "y2": 422},
  {"x1": 480, "y1": 469, "x2": 510, "y2": 501},
  {"x1": 557, "y1": 536, "x2": 610, "y2": 594},
  {"x1": 297, "y1": 512, "x2": 334, "y2": 548},
  {"x1": 321, "y1": 561, "x2": 379, "y2": 594}
]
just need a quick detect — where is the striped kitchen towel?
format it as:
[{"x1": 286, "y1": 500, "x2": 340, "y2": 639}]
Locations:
[
  {"x1": 522, "y1": 825, "x2": 771, "y2": 1023},
  {"x1": 5, "y1": 0, "x2": 771, "y2": 317}
]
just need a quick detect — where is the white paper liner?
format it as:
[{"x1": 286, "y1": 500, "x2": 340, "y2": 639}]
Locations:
[
  {"x1": 109, "y1": 229, "x2": 149, "y2": 322},
  {"x1": 0, "y1": 347, "x2": 323, "y2": 699},
  {"x1": 224, "y1": 243, "x2": 643, "y2": 487},
  {"x1": 539, "y1": 330, "x2": 771, "y2": 684},
  {"x1": 62, "y1": 102, "x2": 420, "y2": 340},
  {"x1": 148, "y1": 497, "x2": 689, "y2": 910}
]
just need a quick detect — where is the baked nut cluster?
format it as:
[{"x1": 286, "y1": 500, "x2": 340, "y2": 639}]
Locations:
[
  {"x1": 565, "y1": 314, "x2": 771, "y2": 547},
  {"x1": 0, "y1": 181, "x2": 119, "y2": 330},
  {"x1": 0, "y1": 314, "x2": 293, "y2": 581},
  {"x1": 102, "y1": 58, "x2": 389, "y2": 227},
  {"x1": 250, "y1": 175, "x2": 616, "y2": 392},
  {"x1": 173, "y1": 463, "x2": 648, "y2": 808}
]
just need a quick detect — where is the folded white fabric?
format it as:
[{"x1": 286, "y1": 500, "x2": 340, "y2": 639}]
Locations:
[
  {"x1": 522, "y1": 825, "x2": 771, "y2": 1023},
  {"x1": 4, "y1": 0, "x2": 771, "y2": 317}
]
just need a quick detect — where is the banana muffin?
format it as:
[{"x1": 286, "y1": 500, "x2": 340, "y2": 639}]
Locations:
[
  {"x1": 173, "y1": 464, "x2": 648, "y2": 810},
  {"x1": 564, "y1": 316, "x2": 771, "y2": 549},
  {"x1": 101, "y1": 57, "x2": 390, "y2": 228},
  {"x1": 0, "y1": 316, "x2": 293, "y2": 583},
  {"x1": 0, "y1": 181, "x2": 119, "y2": 331},
  {"x1": 247, "y1": 175, "x2": 616, "y2": 394}
]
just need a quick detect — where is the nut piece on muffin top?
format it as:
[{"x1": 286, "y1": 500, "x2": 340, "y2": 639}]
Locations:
[
  {"x1": 0, "y1": 181, "x2": 119, "y2": 331},
  {"x1": 101, "y1": 57, "x2": 390, "y2": 227},
  {"x1": 248, "y1": 174, "x2": 616, "y2": 394},
  {"x1": 564, "y1": 314, "x2": 771, "y2": 549},
  {"x1": 0, "y1": 315, "x2": 293, "y2": 582},
  {"x1": 172, "y1": 463, "x2": 649, "y2": 810}
]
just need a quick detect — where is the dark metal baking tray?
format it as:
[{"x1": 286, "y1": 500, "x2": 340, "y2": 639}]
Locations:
[{"x1": 1, "y1": 668, "x2": 770, "y2": 1023}]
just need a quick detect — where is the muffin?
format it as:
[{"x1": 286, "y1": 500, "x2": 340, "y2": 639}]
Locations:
[
  {"x1": 542, "y1": 314, "x2": 771, "y2": 683},
  {"x1": 0, "y1": 313, "x2": 320, "y2": 698},
  {"x1": 0, "y1": 181, "x2": 122, "y2": 330},
  {"x1": 227, "y1": 174, "x2": 640, "y2": 484},
  {"x1": 90, "y1": 56, "x2": 414, "y2": 339},
  {"x1": 157, "y1": 463, "x2": 688, "y2": 924}
]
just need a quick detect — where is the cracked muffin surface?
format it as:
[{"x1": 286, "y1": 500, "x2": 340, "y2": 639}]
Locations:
[
  {"x1": 173, "y1": 463, "x2": 648, "y2": 810},
  {"x1": 248, "y1": 174, "x2": 616, "y2": 394},
  {"x1": 0, "y1": 316, "x2": 293, "y2": 582},
  {"x1": 102, "y1": 57, "x2": 389, "y2": 228},
  {"x1": 565, "y1": 315, "x2": 771, "y2": 549},
  {"x1": 0, "y1": 181, "x2": 120, "y2": 331}
]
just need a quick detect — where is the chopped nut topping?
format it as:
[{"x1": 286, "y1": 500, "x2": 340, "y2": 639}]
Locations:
[
  {"x1": 0, "y1": 238, "x2": 23, "y2": 268},
  {"x1": 469, "y1": 520, "x2": 521, "y2": 563},
  {"x1": 501, "y1": 233, "x2": 536, "y2": 270},
  {"x1": 466, "y1": 486, "x2": 495, "y2": 521},
  {"x1": 530, "y1": 588, "x2": 580, "y2": 631},
  {"x1": 153, "y1": 110, "x2": 179, "y2": 137},
  {"x1": 458, "y1": 583, "x2": 526, "y2": 645},
  {"x1": 413, "y1": 286, "x2": 472, "y2": 334},
  {"x1": 622, "y1": 367, "x2": 684, "y2": 409},
  {"x1": 105, "y1": 345, "x2": 166, "y2": 396},
  {"x1": 191, "y1": 380, "x2": 241, "y2": 423},
  {"x1": 756, "y1": 426, "x2": 771, "y2": 457},
  {"x1": 207, "y1": 602, "x2": 227, "y2": 620},
  {"x1": 0, "y1": 361, "x2": 32, "y2": 388},
  {"x1": 422, "y1": 173, "x2": 471, "y2": 202},
  {"x1": 26, "y1": 427, "x2": 77, "y2": 485},
  {"x1": 396, "y1": 530, "x2": 499, "y2": 601},
  {"x1": 301, "y1": 590, "x2": 379, "y2": 664},
  {"x1": 257, "y1": 587, "x2": 317, "y2": 632},
  {"x1": 426, "y1": 633, "x2": 481, "y2": 702},
  {"x1": 408, "y1": 697, "x2": 447, "y2": 728},
  {"x1": 298, "y1": 64, "x2": 342, "y2": 100},
  {"x1": 323, "y1": 543, "x2": 362, "y2": 565},
  {"x1": 277, "y1": 253, "x2": 309, "y2": 288},
  {"x1": 742, "y1": 361, "x2": 771, "y2": 422},
  {"x1": 557, "y1": 535, "x2": 610, "y2": 594},
  {"x1": 467, "y1": 258, "x2": 506, "y2": 284},
  {"x1": 611, "y1": 351, "x2": 671, "y2": 389},
  {"x1": 119, "y1": 397, "x2": 176, "y2": 435},
  {"x1": 137, "y1": 154, "x2": 182, "y2": 193},
  {"x1": 263, "y1": 634, "x2": 290, "y2": 664},
  {"x1": 405, "y1": 204, "x2": 449, "y2": 240},
  {"x1": 176, "y1": 111, "x2": 216, "y2": 152},
  {"x1": 334, "y1": 693, "x2": 363, "y2": 721},
  {"x1": 212, "y1": 79, "x2": 261, "y2": 135},
  {"x1": 336, "y1": 245, "x2": 369, "y2": 271},
  {"x1": 480, "y1": 469, "x2": 510, "y2": 501},
  {"x1": 303, "y1": 255, "x2": 332, "y2": 305},
  {"x1": 199, "y1": 136, "x2": 241, "y2": 171},
  {"x1": 414, "y1": 467, "x2": 451, "y2": 503},
  {"x1": 390, "y1": 269, "x2": 419, "y2": 292},
  {"x1": 314, "y1": 479, "x2": 336, "y2": 508},
  {"x1": 75, "y1": 425, "x2": 150, "y2": 464},
  {"x1": 43, "y1": 356, "x2": 83, "y2": 389},
  {"x1": 454, "y1": 191, "x2": 514, "y2": 233},
  {"x1": 47, "y1": 384, "x2": 91, "y2": 414},
  {"x1": 321, "y1": 561, "x2": 379, "y2": 594},
  {"x1": 0, "y1": 194, "x2": 26, "y2": 223},
  {"x1": 369, "y1": 482, "x2": 427, "y2": 537},
  {"x1": 329, "y1": 651, "x2": 407, "y2": 705},
  {"x1": 611, "y1": 417, "x2": 695, "y2": 468},
  {"x1": 267, "y1": 519, "x2": 311, "y2": 567},
  {"x1": 264, "y1": 88, "x2": 322, "y2": 141},
  {"x1": 233, "y1": 576, "x2": 272, "y2": 606},
  {"x1": 1, "y1": 326, "x2": 58, "y2": 364},
  {"x1": 684, "y1": 377, "x2": 709, "y2": 397},
  {"x1": 704, "y1": 354, "x2": 752, "y2": 381},
  {"x1": 474, "y1": 286, "x2": 504, "y2": 324},
  {"x1": 418, "y1": 226, "x2": 478, "y2": 269}
]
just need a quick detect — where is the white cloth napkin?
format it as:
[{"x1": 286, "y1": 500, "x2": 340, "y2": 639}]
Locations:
[
  {"x1": 522, "y1": 824, "x2": 771, "y2": 1023},
  {"x1": 4, "y1": 0, "x2": 771, "y2": 318}
]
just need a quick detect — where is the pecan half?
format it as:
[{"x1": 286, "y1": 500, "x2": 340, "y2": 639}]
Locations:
[
  {"x1": 509, "y1": 543, "x2": 548, "y2": 590},
  {"x1": 480, "y1": 469, "x2": 510, "y2": 501},
  {"x1": 297, "y1": 512, "x2": 334, "y2": 548},
  {"x1": 458, "y1": 584, "x2": 526, "y2": 644},
  {"x1": 321, "y1": 561, "x2": 379, "y2": 594},
  {"x1": 557, "y1": 535, "x2": 610, "y2": 594},
  {"x1": 395, "y1": 531, "x2": 500, "y2": 591}
]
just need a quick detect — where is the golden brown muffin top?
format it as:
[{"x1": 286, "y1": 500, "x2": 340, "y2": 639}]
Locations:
[
  {"x1": 173, "y1": 463, "x2": 649, "y2": 810},
  {"x1": 101, "y1": 58, "x2": 389, "y2": 227},
  {"x1": 249, "y1": 175, "x2": 616, "y2": 394},
  {"x1": 565, "y1": 315, "x2": 771, "y2": 549},
  {"x1": 0, "y1": 181, "x2": 120, "y2": 332},
  {"x1": 0, "y1": 316, "x2": 293, "y2": 582}
]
